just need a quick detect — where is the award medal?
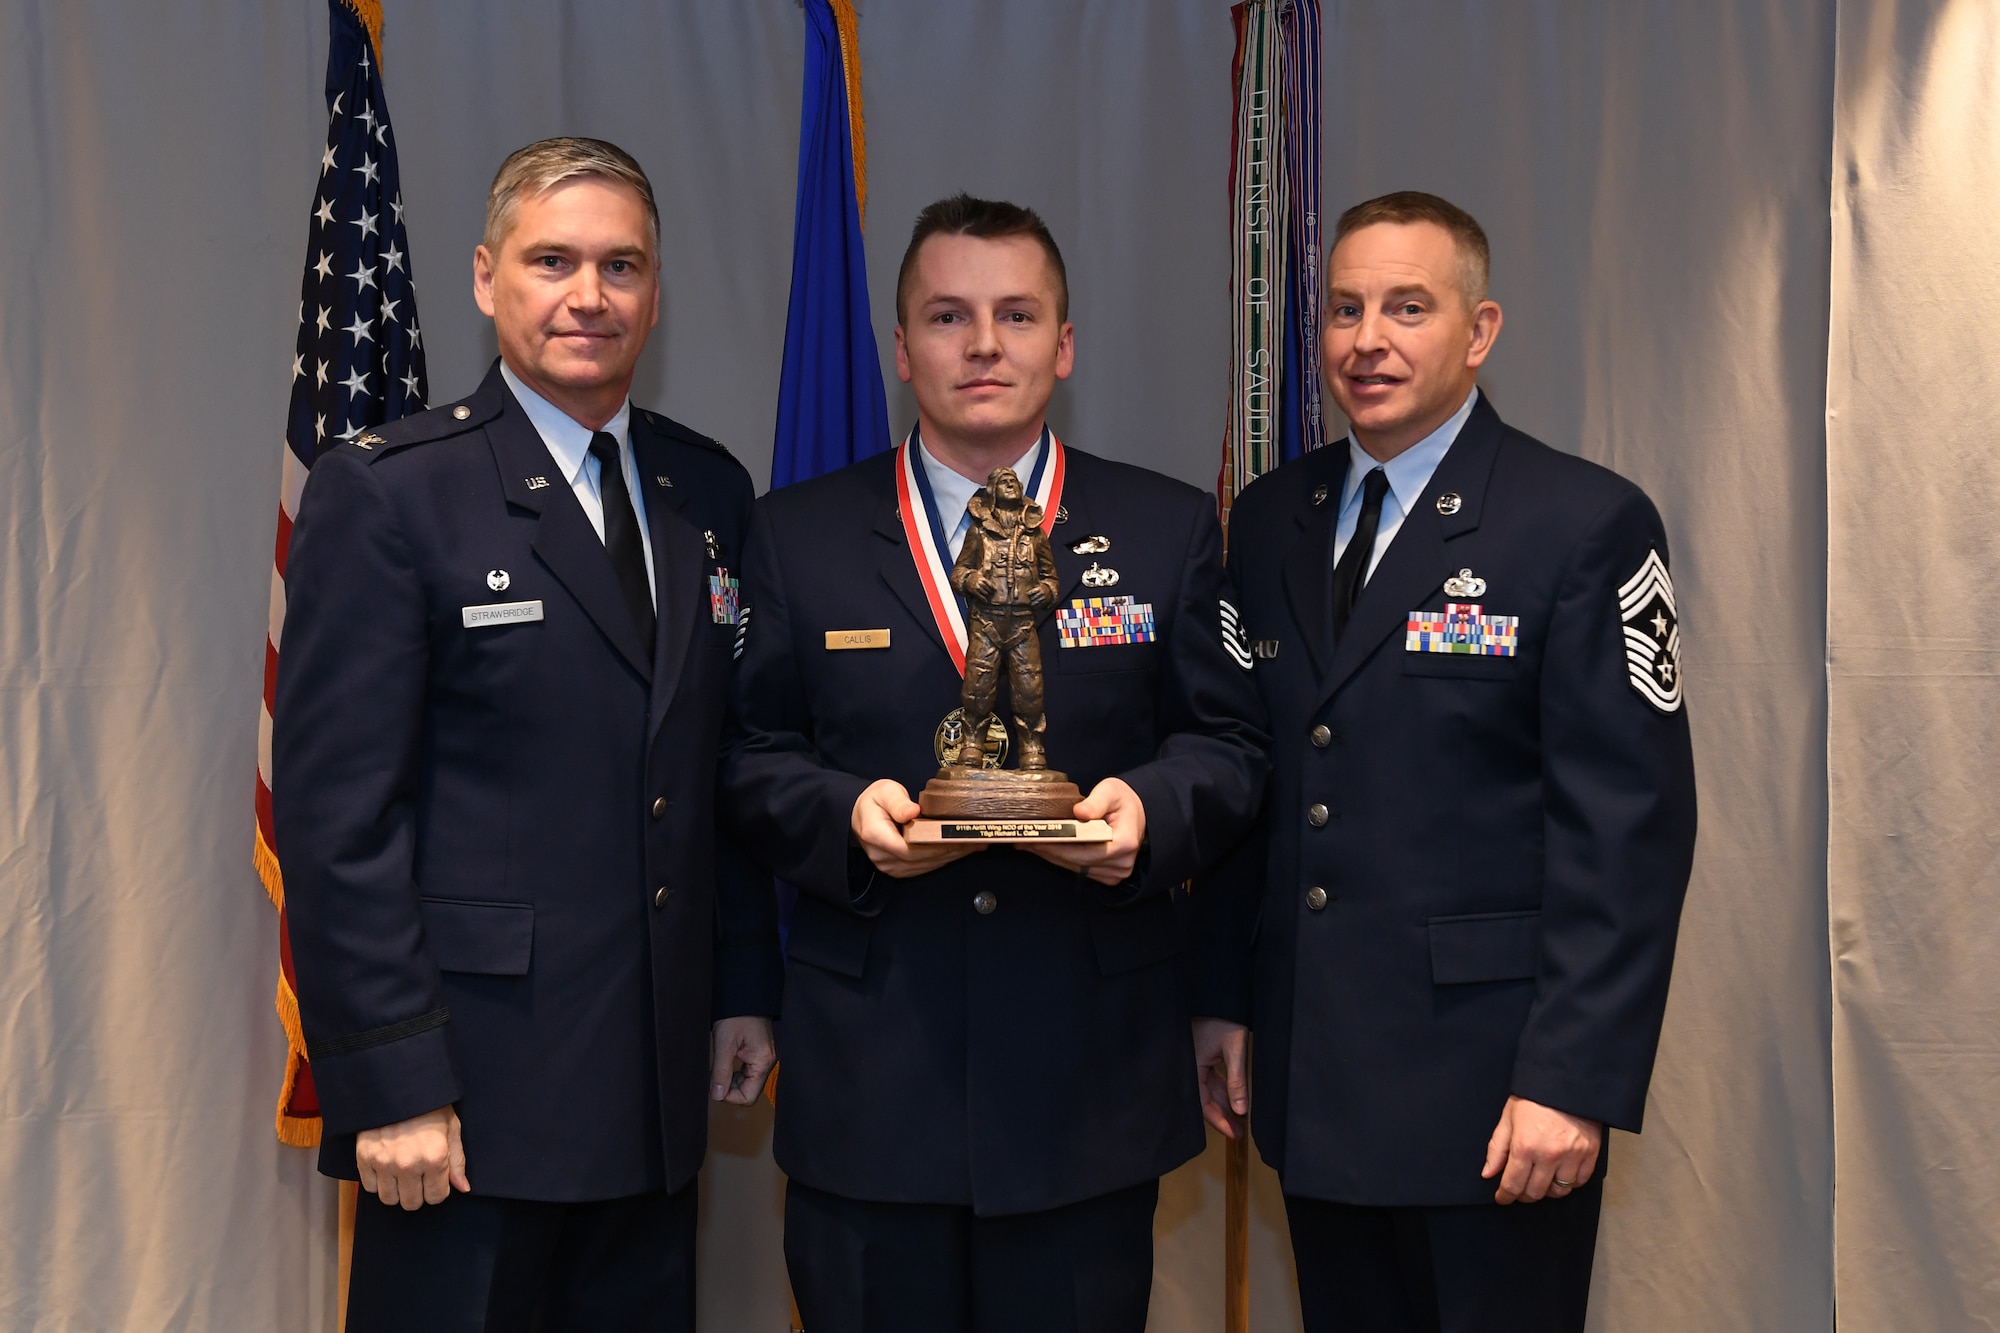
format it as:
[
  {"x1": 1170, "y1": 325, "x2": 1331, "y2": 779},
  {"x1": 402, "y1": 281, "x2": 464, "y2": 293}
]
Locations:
[{"x1": 895, "y1": 425, "x2": 1065, "y2": 676}]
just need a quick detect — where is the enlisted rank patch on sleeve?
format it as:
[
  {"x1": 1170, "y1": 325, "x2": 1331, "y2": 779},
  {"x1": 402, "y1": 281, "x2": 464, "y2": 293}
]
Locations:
[
  {"x1": 1618, "y1": 549, "x2": 1683, "y2": 712},
  {"x1": 732, "y1": 605, "x2": 752, "y2": 660},
  {"x1": 1220, "y1": 598, "x2": 1254, "y2": 669},
  {"x1": 1406, "y1": 603, "x2": 1520, "y2": 656},
  {"x1": 1057, "y1": 596, "x2": 1157, "y2": 647}
]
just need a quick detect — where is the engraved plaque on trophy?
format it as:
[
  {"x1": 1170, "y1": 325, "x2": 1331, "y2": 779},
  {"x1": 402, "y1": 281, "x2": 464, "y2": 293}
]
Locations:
[{"x1": 913, "y1": 466, "x2": 1110, "y2": 844}]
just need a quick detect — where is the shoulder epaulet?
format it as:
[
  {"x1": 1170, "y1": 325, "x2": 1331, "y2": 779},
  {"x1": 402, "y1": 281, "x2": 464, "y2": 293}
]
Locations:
[
  {"x1": 638, "y1": 407, "x2": 733, "y2": 458},
  {"x1": 340, "y1": 399, "x2": 491, "y2": 462}
]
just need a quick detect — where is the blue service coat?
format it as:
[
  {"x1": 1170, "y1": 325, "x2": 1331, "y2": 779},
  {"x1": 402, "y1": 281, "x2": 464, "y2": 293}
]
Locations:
[
  {"x1": 721, "y1": 443, "x2": 1268, "y2": 1216},
  {"x1": 273, "y1": 362, "x2": 780, "y2": 1202},
  {"x1": 1195, "y1": 395, "x2": 1697, "y2": 1207}
]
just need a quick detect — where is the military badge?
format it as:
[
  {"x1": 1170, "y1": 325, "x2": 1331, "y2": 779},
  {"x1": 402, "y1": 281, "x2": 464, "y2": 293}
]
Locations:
[
  {"x1": 1618, "y1": 548, "x2": 1682, "y2": 712},
  {"x1": 1057, "y1": 595, "x2": 1157, "y2": 648},
  {"x1": 1080, "y1": 562, "x2": 1120, "y2": 589},
  {"x1": 1442, "y1": 568, "x2": 1486, "y2": 598},
  {"x1": 1220, "y1": 598, "x2": 1254, "y2": 669},
  {"x1": 708, "y1": 569, "x2": 742, "y2": 625},
  {"x1": 733, "y1": 605, "x2": 751, "y2": 661},
  {"x1": 1406, "y1": 603, "x2": 1520, "y2": 656}
]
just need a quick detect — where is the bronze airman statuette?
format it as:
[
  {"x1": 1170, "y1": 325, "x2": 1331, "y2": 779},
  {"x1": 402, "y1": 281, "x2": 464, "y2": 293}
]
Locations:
[{"x1": 916, "y1": 466, "x2": 1089, "y2": 824}]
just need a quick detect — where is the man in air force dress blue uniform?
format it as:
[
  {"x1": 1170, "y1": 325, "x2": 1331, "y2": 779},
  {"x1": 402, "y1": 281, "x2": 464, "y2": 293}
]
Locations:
[
  {"x1": 723, "y1": 196, "x2": 1268, "y2": 1332},
  {"x1": 1193, "y1": 192, "x2": 1698, "y2": 1333},
  {"x1": 274, "y1": 138, "x2": 778, "y2": 1331}
]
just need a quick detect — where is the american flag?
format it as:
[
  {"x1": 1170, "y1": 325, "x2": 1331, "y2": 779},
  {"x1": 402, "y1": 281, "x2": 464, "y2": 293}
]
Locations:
[{"x1": 256, "y1": 0, "x2": 428, "y2": 1146}]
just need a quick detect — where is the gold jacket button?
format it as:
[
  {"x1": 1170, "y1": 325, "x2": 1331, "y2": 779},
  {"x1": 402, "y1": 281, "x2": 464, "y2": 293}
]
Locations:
[
  {"x1": 1310, "y1": 725, "x2": 1332, "y2": 748},
  {"x1": 973, "y1": 890, "x2": 998, "y2": 915},
  {"x1": 1307, "y1": 803, "x2": 1330, "y2": 828},
  {"x1": 651, "y1": 797, "x2": 668, "y2": 820},
  {"x1": 654, "y1": 885, "x2": 672, "y2": 909},
  {"x1": 451, "y1": 404, "x2": 471, "y2": 420},
  {"x1": 1306, "y1": 886, "x2": 1329, "y2": 912}
]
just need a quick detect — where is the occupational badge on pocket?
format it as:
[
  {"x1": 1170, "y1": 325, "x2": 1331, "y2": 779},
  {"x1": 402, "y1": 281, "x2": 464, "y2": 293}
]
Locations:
[
  {"x1": 1406, "y1": 603, "x2": 1519, "y2": 657},
  {"x1": 1618, "y1": 549, "x2": 1682, "y2": 712},
  {"x1": 1057, "y1": 595, "x2": 1157, "y2": 648},
  {"x1": 708, "y1": 568, "x2": 742, "y2": 625}
]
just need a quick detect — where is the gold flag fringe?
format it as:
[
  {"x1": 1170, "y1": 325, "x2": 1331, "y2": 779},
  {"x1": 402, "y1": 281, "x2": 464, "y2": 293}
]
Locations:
[
  {"x1": 259, "y1": 825, "x2": 321, "y2": 1145},
  {"x1": 338, "y1": 0, "x2": 384, "y2": 58},
  {"x1": 255, "y1": 822, "x2": 284, "y2": 911},
  {"x1": 831, "y1": 0, "x2": 868, "y2": 227},
  {"x1": 274, "y1": 970, "x2": 323, "y2": 1147}
]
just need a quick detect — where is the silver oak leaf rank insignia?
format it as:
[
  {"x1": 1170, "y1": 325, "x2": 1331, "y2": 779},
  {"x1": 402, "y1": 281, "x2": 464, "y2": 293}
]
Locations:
[{"x1": 1618, "y1": 549, "x2": 1683, "y2": 712}]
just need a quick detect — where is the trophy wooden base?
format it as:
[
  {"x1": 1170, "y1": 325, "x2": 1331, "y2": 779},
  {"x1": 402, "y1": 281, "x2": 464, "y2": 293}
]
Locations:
[
  {"x1": 906, "y1": 817, "x2": 1113, "y2": 844},
  {"x1": 912, "y1": 767, "x2": 1108, "y2": 844},
  {"x1": 918, "y1": 764, "x2": 1082, "y2": 819}
]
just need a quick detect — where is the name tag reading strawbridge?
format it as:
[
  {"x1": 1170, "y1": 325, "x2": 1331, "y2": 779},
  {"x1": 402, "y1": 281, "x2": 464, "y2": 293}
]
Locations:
[
  {"x1": 462, "y1": 600, "x2": 544, "y2": 628},
  {"x1": 906, "y1": 819, "x2": 1113, "y2": 844}
]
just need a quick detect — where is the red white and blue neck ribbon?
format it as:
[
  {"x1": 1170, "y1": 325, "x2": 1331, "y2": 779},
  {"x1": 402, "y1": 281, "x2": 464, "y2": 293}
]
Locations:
[{"x1": 894, "y1": 424, "x2": 1066, "y2": 675}]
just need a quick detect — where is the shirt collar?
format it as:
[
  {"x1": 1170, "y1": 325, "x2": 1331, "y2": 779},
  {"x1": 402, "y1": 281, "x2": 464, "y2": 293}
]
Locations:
[
  {"x1": 500, "y1": 360, "x2": 632, "y2": 485},
  {"x1": 1342, "y1": 386, "x2": 1481, "y2": 518},
  {"x1": 915, "y1": 428, "x2": 1046, "y2": 532}
]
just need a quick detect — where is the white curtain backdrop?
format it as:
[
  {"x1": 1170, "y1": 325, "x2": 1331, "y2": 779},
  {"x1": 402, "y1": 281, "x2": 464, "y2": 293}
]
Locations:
[
  {"x1": 1828, "y1": 1, "x2": 2000, "y2": 1328},
  {"x1": 0, "y1": 0, "x2": 1989, "y2": 1328}
]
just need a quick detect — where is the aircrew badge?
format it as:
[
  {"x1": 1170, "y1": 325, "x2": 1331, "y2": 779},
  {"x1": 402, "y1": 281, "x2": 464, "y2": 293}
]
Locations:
[
  {"x1": 708, "y1": 568, "x2": 742, "y2": 625},
  {"x1": 1058, "y1": 595, "x2": 1157, "y2": 648},
  {"x1": 1406, "y1": 603, "x2": 1520, "y2": 656},
  {"x1": 1618, "y1": 548, "x2": 1683, "y2": 712},
  {"x1": 1442, "y1": 568, "x2": 1487, "y2": 598}
]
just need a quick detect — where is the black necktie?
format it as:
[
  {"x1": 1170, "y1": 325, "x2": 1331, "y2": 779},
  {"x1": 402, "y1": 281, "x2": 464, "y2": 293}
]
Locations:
[
  {"x1": 588, "y1": 432, "x2": 655, "y2": 657},
  {"x1": 1330, "y1": 467, "x2": 1389, "y2": 640}
]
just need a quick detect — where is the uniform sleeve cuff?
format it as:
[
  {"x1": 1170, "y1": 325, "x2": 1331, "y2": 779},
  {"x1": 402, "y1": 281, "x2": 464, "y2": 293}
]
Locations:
[{"x1": 309, "y1": 1021, "x2": 462, "y2": 1136}]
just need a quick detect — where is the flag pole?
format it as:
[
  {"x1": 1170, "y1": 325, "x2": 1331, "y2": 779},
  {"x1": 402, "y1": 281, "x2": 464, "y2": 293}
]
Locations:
[
  {"x1": 336, "y1": 1180, "x2": 359, "y2": 1326},
  {"x1": 1225, "y1": 1133, "x2": 1251, "y2": 1333}
]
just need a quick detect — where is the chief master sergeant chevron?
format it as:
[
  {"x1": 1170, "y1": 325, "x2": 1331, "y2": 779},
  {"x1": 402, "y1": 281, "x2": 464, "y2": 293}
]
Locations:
[
  {"x1": 722, "y1": 194, "x2": 1268, "y2": 1332},
  {"x1": 1192, "y1": 192, "x2": 1698, "y2": 1333},
  {"x1": 273, "y1": 137, "x2": 779, "y2": 1331}
]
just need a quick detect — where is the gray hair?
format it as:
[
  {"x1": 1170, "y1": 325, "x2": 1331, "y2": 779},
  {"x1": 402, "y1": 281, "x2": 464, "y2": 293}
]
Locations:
[{"x1": 482, "y1": 137, "x2": 660, "y2": 259}]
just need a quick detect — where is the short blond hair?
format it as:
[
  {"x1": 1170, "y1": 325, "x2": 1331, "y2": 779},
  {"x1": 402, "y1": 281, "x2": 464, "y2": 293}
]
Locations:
[{"x1": 482, "y1": 137, "x2": 660, "y2": 259}]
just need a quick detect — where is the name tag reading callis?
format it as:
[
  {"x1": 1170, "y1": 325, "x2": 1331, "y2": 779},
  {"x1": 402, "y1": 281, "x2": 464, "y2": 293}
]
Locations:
[
  {"x1": 463, "y1": 600, "x2": 544, "y2": 628},
  {"x1": 825, "y1": 629, "x2": 891, "y2": 650}
]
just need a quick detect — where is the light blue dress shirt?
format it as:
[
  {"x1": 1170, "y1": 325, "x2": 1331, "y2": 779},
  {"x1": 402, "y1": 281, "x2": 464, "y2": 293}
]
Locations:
[
  {"x1": 1333, "y1": 387, "x2": 1481, "y2": 581},
  {"x1": 501, "y1": 361, "x2": 655, "y2": 606},
  {"x1": 917, "y1": 432, "x2": 1046, "y2": 561}
]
